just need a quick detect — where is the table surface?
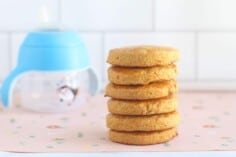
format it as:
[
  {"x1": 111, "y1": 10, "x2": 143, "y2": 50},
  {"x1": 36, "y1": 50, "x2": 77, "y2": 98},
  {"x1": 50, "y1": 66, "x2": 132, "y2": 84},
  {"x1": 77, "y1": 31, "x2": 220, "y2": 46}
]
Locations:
[
  {"x1": 0, "y1": 152, "x2": 236, "y2": 157},
  {"x1": 0, "y1": 92, "x2": 235, "y2": 154}
]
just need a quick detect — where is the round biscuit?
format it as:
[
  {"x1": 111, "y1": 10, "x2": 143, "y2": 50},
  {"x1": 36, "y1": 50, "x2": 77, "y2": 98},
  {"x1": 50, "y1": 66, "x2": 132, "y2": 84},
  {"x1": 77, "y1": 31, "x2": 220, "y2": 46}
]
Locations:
[
  {"x1": 107, "y1": 45, "x2": 179, "y2": 67},
  {"x1": 108, "y1": 95, "x2": 177, "y2": 115},
  {"x1": 108, "y1": 64, "x2": 177, "y2": 85},
  {"x1": 106, "y1": 111, "x2": 180, "y2": 131},
  {"x1": 109, "y1": 127, "x2": 178, "y2": 145},
  {"x1": 105, "y1": 80, "x2": 178, "y2": 100}
]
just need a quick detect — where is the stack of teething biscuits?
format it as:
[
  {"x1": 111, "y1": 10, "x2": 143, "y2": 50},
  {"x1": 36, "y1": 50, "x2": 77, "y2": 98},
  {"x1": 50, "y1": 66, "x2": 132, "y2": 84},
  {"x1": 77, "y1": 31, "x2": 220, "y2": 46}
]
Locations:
[{"x1": 105, "y1": 46, "x2": 180, "y2": 145}]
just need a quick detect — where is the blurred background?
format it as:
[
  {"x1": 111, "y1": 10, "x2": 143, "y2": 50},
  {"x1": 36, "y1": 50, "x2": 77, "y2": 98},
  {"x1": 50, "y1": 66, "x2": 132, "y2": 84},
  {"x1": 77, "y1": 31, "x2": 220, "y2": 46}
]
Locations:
[{"x1": 0, "y1": 0, "x2": 235, "y2": 91}]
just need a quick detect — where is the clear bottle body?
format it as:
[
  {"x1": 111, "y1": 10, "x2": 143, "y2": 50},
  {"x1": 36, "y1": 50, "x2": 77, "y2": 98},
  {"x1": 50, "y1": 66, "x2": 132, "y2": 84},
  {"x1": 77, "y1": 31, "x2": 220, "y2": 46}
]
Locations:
[{"x1": 13, "y1": 70, "x2": 90, "y2": 112}]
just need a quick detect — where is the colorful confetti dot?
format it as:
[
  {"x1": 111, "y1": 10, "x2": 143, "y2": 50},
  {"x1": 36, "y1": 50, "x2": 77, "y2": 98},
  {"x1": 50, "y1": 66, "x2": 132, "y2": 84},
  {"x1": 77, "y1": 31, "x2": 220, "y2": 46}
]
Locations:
[
  {"x1": 192, "y1": 105, "x2": 204, "y2": 110},
  {"x1": 224, "y1": 111, "x2": 230, "y2": 116},
  {"x1": 46, "y1": 145, "x2": 54, "y2": 149},
  {"x1": 203, "y1": 124, "x2": 217, "y2": 128},
  {"x1": 12, "y1": 131, "x2": 18, "y2": 135},
  {"x1": 228, "y1": 139, "x2": 235, "y2": 143},
  {"x1": 163, "y1": 142, "x2": 170, "y2": 147},
  {"x1": 10, "y1": 118, "x2": 16, "y2": 124},
  {"x1": 60, "y1": 117, "x2": 69, "y2": 121},
  {"x1": 99, "y1": 116, "x2": 105, "y2": 119},
  {"x1": 90, "y1": 121, "x2": 96, "y2": 125},
  {"x1": 16, "y1": 126, "x2": 22, "y2": 129},
  {"x1": 15, "y1": 104, "x2": 21, "y2": 108},
  {"x1": 47, "y1": 125, "x2": 62, "y2": 129},
  {"x1": 195, "y1": 99, "x2": 204, "y2": 104},
  {"x1": 221, "y1": 144, "x2": 228, "y2": 146},
  {"x1": 91, "y1": 144, "x2": 99, "y2": 147},
  {"x1": 99, "y1": 137, "x2": 106, "y2": 141},
  {"x1": 216, "y1": 95, "x2": 222, "y2": 100},
  {"x1": 221, "y1": 136, "x2": 230, "y2": 140},
  {"x1": 81, "y1": 112, "x2": 87, "y2": 117},
  {"x1": 208, "y1": 116, "x2": 220, "y2": 122},
  {"x1": 19, "y1": 141, "x2": 26, "y2": 145},
  {"x1": 53, "y1": 138, "x2": 65, "y2": 144},
  {"x1": 78, "y1": 132, "x2": 83, "y2": 138}
]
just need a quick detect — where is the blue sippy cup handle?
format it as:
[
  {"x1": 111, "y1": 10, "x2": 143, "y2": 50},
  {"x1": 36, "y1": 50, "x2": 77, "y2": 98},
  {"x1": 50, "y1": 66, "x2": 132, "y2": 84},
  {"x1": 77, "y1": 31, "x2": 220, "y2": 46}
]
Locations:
[
  {"x1": 88, "y1": 68, "x2": 99, "y2": 95},
  {"x1": 1, "y1": 68, "x2": 22, "y2": 107}
]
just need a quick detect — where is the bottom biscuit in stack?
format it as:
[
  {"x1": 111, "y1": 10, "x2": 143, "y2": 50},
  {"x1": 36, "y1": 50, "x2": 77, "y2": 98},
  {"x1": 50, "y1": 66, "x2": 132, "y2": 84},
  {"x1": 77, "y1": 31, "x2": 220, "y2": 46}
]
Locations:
[
  {"x1": 106, "y1": 111, "x2": 180, "y2": 145},
  {"x1": 109, "y1": 127, "x2": 178, "y2": 145}
]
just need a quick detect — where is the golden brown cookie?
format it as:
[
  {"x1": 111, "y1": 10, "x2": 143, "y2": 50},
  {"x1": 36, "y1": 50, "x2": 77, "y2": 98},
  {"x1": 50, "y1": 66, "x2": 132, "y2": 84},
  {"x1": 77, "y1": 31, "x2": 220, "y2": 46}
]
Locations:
[
  {"x1": 107, "y1": 46, "x2": 179, "y2": 67},
  {"x1": 106, "y1": 111, "x2": 180, "y2": 131},
  {"x1": 109, "y1": 127, "x2": 178, "y2": 145},
  {"x1": 105, "y1": 80, "x2": 178, "y2": 100},
  {"x1": 108, "y1": 95, "x2": 177, "y2": 115},
  {"x1": 108, "y1": 64, "x2": 177, "y2": 85}
]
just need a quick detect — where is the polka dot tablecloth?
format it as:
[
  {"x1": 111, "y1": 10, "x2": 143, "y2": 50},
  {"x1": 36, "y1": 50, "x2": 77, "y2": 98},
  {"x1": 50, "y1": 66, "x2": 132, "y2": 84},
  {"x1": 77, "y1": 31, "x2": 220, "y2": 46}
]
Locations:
[{"x1": 0, "y1": 92, "x2": 235, "y2": 152}]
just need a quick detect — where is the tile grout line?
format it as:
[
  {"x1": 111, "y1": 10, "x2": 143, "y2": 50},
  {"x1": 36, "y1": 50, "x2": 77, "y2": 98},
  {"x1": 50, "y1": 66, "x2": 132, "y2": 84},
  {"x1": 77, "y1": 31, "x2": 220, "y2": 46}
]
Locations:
[
  {"x1": 57, "y1": 0, "x2": 62, "y2": 25},
  {"x1": 0, "y1": 30, "x2": 28, "y2": 34},
  {"x1": 152, "y1": 0, "x2": 156, "y2": 31},
  {"x1": 180, "y1": 79, "x2": 236, "y2": 82},
  {"x1": 150, "y1": 29, "x2": 236, "y2": 32},
  {"x1": 101, "y1": 32, "x2": 106, "y2": 86},
  {"x1": 7, "y1": 32, "x2": 12, "y2": 71},
  {"x1": 1, "y1": 30, "x2": 236, "y2": 33},
  {"x1": 194, "y1": 31, "x2": 199, "y2": 81}
]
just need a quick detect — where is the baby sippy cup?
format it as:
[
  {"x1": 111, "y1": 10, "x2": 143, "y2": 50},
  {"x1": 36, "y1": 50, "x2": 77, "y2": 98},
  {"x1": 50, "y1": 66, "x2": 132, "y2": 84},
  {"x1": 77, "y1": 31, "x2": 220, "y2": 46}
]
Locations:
[{"x1": 1, "y1": 31, "x2": 99, "y2": 112}]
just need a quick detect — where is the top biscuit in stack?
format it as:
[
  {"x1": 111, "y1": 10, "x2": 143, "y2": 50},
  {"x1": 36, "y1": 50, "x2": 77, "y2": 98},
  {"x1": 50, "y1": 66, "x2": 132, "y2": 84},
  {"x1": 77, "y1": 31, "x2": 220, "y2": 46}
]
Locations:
[
  {"x1": 107, "y1": 46, "x2": 179, "y2": 85},
  {"x1": 107, "y1": 46, "x2": 179, "y2": 68}
]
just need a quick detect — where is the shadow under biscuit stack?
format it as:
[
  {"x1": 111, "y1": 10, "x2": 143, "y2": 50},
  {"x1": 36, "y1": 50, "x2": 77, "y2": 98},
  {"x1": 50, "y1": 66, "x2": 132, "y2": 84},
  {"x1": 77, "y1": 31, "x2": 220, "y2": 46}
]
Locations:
[{"x1": 105, "y1": 46, "x2": 180, "y2": 145}]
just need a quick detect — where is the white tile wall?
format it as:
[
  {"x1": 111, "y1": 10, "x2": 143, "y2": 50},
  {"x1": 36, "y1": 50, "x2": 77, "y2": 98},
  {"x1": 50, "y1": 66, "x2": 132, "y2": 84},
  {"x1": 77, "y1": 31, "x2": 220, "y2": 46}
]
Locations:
[
  {"x1": 155, "y1": 0, "x2": 236, "y2": 30},
  {"x1": 0, "y1": 34, "x2": 9, "y2": 79},
  {"x1": 0, "y1": 0, "x2": 236, "y2": 90},
  {"x1": 198, "y1": 33, "x2": 236, "y2": 80},
  {"x1": 0, "y1": 0, "x2": 58, "y2": 31},
  {"x1": 61, "y1": 0, "x2": 153, "y2": 31}
]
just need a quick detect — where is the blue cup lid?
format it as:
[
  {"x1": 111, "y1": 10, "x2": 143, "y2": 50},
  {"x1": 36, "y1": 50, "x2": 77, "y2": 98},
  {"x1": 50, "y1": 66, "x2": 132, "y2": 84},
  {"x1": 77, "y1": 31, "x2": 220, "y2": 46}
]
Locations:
[
  {"x1": 18, "y1": 31, "x2": 90, "y2": 70},
  {"x1": 1, "y1": 31, "x2": 93, "y2": 106}
]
